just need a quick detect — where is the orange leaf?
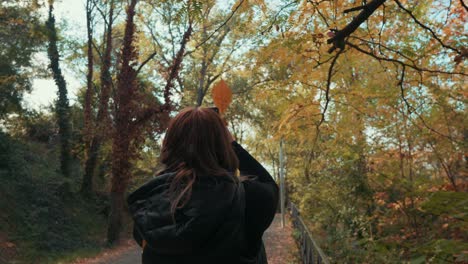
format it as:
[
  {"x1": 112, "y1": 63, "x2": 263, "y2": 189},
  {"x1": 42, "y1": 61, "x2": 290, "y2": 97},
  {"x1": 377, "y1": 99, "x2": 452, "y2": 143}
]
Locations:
[{"x1": 212, "y1": 80, "x2": 232, "y2": 115}]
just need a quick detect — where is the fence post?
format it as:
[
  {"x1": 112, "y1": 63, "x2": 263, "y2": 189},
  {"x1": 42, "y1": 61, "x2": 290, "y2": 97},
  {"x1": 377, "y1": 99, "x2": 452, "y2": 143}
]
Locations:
[{"x1": 279, "y1": 138, "x2": 285, "y2": 228}]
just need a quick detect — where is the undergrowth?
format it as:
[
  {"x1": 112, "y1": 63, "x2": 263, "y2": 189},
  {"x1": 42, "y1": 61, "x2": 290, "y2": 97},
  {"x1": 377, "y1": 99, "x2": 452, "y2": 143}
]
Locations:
[{"x1": 0, "y1": 132, "x2": 109, "y2": 263}]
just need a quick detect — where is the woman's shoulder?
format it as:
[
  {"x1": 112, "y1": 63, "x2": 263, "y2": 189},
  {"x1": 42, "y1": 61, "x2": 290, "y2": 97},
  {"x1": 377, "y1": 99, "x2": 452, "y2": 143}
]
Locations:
[{"x1": 127, "y1": 172, "x2": 175, "y2": 203}]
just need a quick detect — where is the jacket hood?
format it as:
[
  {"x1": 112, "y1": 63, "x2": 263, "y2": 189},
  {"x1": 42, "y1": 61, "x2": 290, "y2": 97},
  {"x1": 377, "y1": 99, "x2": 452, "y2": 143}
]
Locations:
[{"x1": 127, "y1": 172, "x2": 245, "y2": 256}]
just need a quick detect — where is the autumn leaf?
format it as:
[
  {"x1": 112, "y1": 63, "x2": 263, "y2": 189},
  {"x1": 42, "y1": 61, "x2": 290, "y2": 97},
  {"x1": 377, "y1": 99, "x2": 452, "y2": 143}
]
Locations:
[{"x1": 212, "y1": 80, "x2": 233, "y2": 115}]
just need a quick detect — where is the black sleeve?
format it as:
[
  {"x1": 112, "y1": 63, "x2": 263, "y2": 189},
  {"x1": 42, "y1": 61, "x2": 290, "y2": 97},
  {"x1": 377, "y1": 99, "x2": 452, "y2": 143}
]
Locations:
[
  {"x1": 133, "y1": 223, "x2": 144, "y2": 247},
  {"x1": 231, "y1": 141, "x2": 277, "y2": 184},
  {"x1": 232, "y1": 141, "x2": 279, "y2": 257}
]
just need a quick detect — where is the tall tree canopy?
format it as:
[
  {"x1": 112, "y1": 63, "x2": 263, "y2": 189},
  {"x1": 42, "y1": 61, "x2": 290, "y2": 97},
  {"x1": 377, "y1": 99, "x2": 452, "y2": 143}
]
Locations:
[
  {"x1": 1, "y1": 0, "x2": 465, "y2": 262},
  {"x1": 0, "y1": 1, "x2": 46, "y2": 118},
  {"x1": 243, "y1": 0, "x2": 467, "y2": 262}
]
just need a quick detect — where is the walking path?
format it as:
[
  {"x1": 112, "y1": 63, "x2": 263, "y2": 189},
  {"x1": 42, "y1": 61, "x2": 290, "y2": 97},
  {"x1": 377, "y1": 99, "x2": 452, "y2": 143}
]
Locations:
[
  {"x1": 263, "y1": 214, "x2": 299, "y2": 264},
  {"x1": 73, "y1": 214, "x2": 298, "y2": 264}
]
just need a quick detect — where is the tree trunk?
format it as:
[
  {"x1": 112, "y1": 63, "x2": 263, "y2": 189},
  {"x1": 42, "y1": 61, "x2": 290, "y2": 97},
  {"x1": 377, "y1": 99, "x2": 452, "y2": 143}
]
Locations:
[
  {"x1": 107, "y1": 0, "x2": 191, "y2": 243},
  {"x1": 46, "y1": 3, "x2": 71, "y2": 178},
  {"x1": 82, "y1": 0, "x2": 114, "y2": 194},
  {"x1": 82, "y1": 0, "x2": 95, "y2": 194},
  {"x1": 82, "y1": 137, "x2": 100, "y2": 193},
  {"x1": 107, "y1": 0, "x2": 138, "y2": 244},
  {"x1": 196, "y1": 23, "x2": 208, "y2": 106},
  {"x1": 84, "y1": 0, "x2": 94, "y2": 147},
  {"x1": 107, "y1": 140, "x2": 131, "y2": 243},
  {"x1": 107, "y1": 191, "x2": 123, "y2": 243},
  {"x1": 197, "y1": 60, "x2": 207, "y2": 106}
]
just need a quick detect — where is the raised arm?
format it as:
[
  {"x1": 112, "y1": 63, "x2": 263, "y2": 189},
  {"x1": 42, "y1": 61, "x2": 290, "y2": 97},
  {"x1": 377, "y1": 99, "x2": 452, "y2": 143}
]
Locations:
[{"x1": 231, "y1": 141, "x2": 276, "y2": 184}]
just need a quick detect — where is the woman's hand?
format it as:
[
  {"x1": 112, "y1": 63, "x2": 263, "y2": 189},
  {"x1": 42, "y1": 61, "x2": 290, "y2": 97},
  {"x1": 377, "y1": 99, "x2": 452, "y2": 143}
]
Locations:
[{"x1": 224, "y1": 120, "x2": 235, "y2": 142}]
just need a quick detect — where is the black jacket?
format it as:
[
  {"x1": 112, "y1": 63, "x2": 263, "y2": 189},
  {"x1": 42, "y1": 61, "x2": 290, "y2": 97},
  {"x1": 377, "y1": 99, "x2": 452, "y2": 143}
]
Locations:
[{"x1": 127, "y1": 141, "x2": 279, "y2": 264}]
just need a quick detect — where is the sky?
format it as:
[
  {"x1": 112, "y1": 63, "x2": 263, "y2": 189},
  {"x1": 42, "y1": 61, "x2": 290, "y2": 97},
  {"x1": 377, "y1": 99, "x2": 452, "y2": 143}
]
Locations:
[{"x1": 23, "y1": 0, "x2": 87, "y2": 110}]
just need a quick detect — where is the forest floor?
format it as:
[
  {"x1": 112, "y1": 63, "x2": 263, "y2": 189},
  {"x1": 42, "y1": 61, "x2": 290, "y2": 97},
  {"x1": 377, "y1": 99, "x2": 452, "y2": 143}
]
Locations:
[{"x1": 72, "y1": 214, "x2": 300, "y2": 264}]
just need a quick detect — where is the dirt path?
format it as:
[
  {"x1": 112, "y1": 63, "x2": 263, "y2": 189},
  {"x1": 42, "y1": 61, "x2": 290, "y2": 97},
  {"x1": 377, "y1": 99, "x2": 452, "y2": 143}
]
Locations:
[
  {"x1": 71, "y1": 240, "x2": 140, "y2": 264},
  {"x1": 74, "y1": 214, "x2": 299, "y2": 264},
  {"x1": 263, "y1": 214, "x2": 300, "y2": 264}
]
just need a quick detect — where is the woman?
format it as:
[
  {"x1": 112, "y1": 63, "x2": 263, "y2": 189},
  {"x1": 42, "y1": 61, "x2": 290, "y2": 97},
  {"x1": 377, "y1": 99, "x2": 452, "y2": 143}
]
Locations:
[{"x1": 127, "y1": 107, "x2": 279, "y2": 264}]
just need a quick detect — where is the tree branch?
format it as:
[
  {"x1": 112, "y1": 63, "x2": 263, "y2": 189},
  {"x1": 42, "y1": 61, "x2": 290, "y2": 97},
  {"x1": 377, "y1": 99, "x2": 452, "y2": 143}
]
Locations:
[
  {"x1": 136, "y1": 52, "x2": 157, "y2": 74},
  {"x1": 131, "y1": 23, "x2": 193, "y2": 129},
  {"x1": 397, "y1": 63, "x2": 459, "y2": 143},
  {"x1": 187, "y1": 0, "x2": 245, "y2": 54},
  {"x1": 307, "y1": 0, "x2": 330, "y2": 28},
  {"x1": 394, "y1": 0, "x2": 461, "y2": 55},
  {"x1": 343, "y1": 5, "x2": 368, "y2": 14},
  {"x1": 317, "y1": 49, "x2": 343, "y2": 128},
  {"x1": 327, "y1": 0, "x2": 386, "y2": 53},
  {"x1": 346, "y1": 41, "x2": 467, "y2": 76},
  {"x1": 260, "y1": 1, "x2": 298, "y2": 35},
  {"x1": 91, "y1": 40, "x2": 103, "y2": 61},
  {"x1": 398, "y1": 65, "x2": 413, "y2": 114},
  {"x1": 163, "y1": 23, "x2": 193, "y2": 107},
  {"x1": 460, "y1": 0, "x2": 468, "y2": 12},
  {"x1": 94, "y1": 2, "x2": 109, "y2": 27}
]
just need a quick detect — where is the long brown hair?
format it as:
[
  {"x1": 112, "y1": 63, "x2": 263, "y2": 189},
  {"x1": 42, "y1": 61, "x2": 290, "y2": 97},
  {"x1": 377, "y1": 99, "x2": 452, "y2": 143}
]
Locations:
[{"x1": 159, "y1": 107, "x2": 239, "y2": 214}]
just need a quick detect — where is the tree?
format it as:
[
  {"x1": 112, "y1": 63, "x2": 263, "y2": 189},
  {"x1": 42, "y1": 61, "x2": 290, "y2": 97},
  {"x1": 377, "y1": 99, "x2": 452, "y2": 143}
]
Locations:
[
  {"x1": 0, "y1": 1, "x2": 45, "y2": 118},
  {"x1": 242, "y1": 0, "x2": 466, "y2": 261},
  {"x1": 81, "y1": 0, "x2": 116, "y2": 195},
  {"x1": 107, "y1": 0, "x2": 140, "y2": 243},
  {"x1": 46, "y1": 2, "x2": 72, "y2": 178},
  {"x1": 106, "y1": 0, "x2": 195, "y2": 243},
  {"x1": 136, "y1": 0, "x2": 265, "y2": 108}
]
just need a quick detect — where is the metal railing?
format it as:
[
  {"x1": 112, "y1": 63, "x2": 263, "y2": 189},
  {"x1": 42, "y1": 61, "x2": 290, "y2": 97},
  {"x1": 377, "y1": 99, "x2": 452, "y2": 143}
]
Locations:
[{"x1": 290, "y1": 203, "x2": 330, "y2": 264}]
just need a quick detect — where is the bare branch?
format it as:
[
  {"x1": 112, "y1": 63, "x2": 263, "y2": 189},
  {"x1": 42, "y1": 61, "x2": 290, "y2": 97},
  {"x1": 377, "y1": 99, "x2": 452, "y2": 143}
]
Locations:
[
  {"x1": 136, "y1": 52, "x2": 157, "y2": 74},
  {"x1": 146, "y1": 23, "x2": 171, "y2": 65},
  {"x1": 461, "y1": 0, "x2": 468, "y2": 11},
  {"x1": 94, "y1": 2, "x2": 109, "y2": 27},
  {"x1": 327, "y1": 0, "x2": 386, "y2": 53},
  {"x1": 307, "y1": 0, "x2": 330, "y2": 28},
  {"x1": 260, "y1": 1, "x2": 298, "y2": 35},
  {"x1": 318, "y1": 49, "x2": 343, "y2": 128},
  {"x1": 398, "y1": 65, "x2": 413, "y2": 114},
  {"x1": 397, "y1": 64, "x2": 460, "y2": 143},
  {"x1": 91, "y1": 40, "x2": 103, "y2": 61},
  {"x1": 131, "y1": 23, "x2": 193, "y2": 128},
  {"x1": 346, "y1": 41, "x2": 467, "y2": 76},
  {"x1": 349, "y1": 36, "x2": 416, "y2": 63},
  {"x1": 187, "y1": 0, "x2": 246, "y2": 53},
  {"x1": 394, "y1": 0, "x2": 461, "y2": 55},
  {"x1": 343, "y1": 5, "x2": 367, "y2": 14}
]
